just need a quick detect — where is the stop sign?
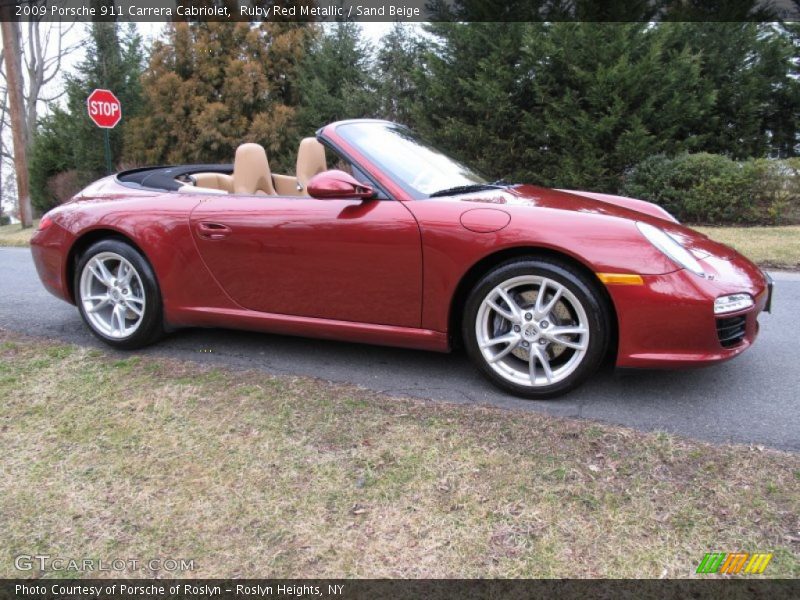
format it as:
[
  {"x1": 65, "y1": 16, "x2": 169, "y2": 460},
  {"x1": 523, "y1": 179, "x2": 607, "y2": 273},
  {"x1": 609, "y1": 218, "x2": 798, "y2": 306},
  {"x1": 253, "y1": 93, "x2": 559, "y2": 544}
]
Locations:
[{"x1": 87, "y1": 89, "x2": 122, "y2": 129}]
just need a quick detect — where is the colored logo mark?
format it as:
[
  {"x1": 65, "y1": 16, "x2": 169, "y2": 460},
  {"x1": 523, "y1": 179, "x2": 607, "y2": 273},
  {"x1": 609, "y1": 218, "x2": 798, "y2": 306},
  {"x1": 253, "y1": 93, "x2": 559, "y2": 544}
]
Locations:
[{"x1": 696, "y1": 552, "x2": 772, "y2": 574}]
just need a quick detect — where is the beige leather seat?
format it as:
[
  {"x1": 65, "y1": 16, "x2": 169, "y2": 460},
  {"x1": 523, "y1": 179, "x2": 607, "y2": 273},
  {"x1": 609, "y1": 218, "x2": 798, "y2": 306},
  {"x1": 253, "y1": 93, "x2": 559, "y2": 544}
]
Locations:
[
  {"x1": 296, "y1": 137, "x2": 327, "y2": 192},
  {"x1": 233, "y1": 143, "x2": 276, "y2": 195},
  {"x1": 192, "y1": 172, "x2": 234, "y2": 193}
]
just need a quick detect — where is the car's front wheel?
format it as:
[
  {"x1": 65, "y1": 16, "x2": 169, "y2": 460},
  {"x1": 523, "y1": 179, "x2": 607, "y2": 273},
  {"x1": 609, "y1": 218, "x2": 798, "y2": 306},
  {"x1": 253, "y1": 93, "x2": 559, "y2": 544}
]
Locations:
[
  {"x1": 463, "y1": 258, "x2": 609, "y2": 399},
  {"x1": 75, "y1": 239, "x2": 164, "y2": 349}
]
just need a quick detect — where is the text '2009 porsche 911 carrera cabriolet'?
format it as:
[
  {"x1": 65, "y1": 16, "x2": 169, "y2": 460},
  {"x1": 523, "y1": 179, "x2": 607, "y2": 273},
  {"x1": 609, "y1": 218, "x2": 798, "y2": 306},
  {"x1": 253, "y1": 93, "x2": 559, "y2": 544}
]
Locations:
[{"x1": 31, "y1": 119, "x2": 773, "y2": 398}]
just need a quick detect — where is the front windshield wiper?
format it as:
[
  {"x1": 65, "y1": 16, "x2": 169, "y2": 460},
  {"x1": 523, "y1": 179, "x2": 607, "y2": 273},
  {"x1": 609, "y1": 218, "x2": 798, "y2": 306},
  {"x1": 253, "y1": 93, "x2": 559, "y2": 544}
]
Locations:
[{"x1": 428, "y1": 180, "x2": 513, "y2": 198}]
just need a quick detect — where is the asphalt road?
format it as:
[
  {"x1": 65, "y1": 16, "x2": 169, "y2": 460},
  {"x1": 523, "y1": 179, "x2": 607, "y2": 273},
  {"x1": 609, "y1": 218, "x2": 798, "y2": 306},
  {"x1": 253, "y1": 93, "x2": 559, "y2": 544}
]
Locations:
[{"x1": 1, "y1": 247, "x2": 798, "y2": 451}]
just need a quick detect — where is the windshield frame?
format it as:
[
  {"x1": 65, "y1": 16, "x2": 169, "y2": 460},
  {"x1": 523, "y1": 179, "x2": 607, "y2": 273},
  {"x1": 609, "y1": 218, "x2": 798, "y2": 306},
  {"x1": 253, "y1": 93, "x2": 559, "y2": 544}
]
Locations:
[{"x1": 324, "y1": 120, "x2": 488, "y2": 200}]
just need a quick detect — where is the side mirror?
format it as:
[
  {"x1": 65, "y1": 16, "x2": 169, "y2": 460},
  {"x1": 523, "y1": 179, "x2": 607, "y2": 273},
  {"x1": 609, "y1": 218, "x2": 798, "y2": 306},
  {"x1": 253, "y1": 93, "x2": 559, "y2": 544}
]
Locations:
[{"x1": 306, "y1": 170, "x2": 374, "y2": 200}]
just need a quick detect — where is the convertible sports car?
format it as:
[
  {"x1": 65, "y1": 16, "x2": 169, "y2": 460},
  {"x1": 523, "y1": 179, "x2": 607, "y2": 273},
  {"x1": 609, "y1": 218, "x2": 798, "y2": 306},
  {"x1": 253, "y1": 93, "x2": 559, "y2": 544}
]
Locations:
[{"x1": 31, "y1": 119, "x2": 772, "y2": 398}]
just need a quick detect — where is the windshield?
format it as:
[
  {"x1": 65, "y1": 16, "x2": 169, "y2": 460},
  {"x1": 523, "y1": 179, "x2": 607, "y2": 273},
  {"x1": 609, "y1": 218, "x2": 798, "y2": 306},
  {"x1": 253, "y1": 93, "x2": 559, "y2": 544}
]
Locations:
[{"x1": 334, "y1": 121, "x2": 487, "y2": 198}]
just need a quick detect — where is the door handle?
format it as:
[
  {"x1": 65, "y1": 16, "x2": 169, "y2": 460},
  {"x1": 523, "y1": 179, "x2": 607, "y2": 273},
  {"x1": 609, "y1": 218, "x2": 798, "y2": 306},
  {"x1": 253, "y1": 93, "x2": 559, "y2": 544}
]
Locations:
[{"x1": 196, "y1": 221, "x2": 232, "y2": 240}]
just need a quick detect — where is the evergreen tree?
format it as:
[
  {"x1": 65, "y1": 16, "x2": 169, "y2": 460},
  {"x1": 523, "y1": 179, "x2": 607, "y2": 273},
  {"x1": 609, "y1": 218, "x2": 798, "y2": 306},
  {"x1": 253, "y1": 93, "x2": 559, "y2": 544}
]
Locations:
[
  {"x1": 295, "y1": 22, "x2": 379, "y2": 133},
  {"x1": 516, "y1": 23, "x2": 715, "y2": 191},
  {"x1": 410, "y1": 21, "x2": 798, "y2": 191},
  {"x1": 413, "y1": 22, "x2": 530, "y2": 178},
  {"x1": 657, "y1": 23, "x2": 794, "y2": 159},
  {"x1": 413, "y1": 23, "x2": 715, "y2": 191},
  {"x1": 764, "y1": 23, "x2": 800, "y2": 157},
  {"x1": 63, "y1": 22, "x2": 145, "y2": 173},
  {"x1": 28, "y1": 108, "x2": 77, "y2": 212},
  {"x1": 124, "y1": 22, "x2": 313, "y2": 171},
  {"x1": 375, "y1": 23, "x2": 424, "y2": 124}
]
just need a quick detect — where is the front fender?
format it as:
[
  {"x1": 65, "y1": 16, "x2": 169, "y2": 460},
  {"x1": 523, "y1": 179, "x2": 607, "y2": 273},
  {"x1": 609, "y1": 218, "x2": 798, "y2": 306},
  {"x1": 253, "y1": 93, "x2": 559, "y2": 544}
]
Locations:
[{"x1": 406, "y1": 200, "x2": 680, "y2": 332}]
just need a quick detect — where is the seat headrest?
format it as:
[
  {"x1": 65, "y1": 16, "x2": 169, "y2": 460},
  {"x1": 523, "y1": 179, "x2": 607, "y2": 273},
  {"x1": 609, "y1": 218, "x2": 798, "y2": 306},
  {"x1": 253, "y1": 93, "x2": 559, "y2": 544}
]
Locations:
[
  {"x1": 296, "y1": 137, "x2": 327, "y2": 191},
  {"x1": 233, "y1": 143, "x2": 275, "y2": 195}
]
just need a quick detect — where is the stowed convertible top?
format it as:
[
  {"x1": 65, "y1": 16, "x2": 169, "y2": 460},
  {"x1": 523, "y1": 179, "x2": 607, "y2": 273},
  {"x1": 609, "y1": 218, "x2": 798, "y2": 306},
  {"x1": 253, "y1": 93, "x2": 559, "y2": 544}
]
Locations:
[{"x1": 116, "y1": 164, "x2": 233, "y2": 192}]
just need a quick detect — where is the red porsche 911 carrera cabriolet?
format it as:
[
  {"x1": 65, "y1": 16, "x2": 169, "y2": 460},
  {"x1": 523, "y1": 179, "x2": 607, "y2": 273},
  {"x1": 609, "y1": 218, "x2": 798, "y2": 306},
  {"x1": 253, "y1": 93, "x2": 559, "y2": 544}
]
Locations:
[{"x1": 31, "y1": 119, "x2": 772, "y2": 398}]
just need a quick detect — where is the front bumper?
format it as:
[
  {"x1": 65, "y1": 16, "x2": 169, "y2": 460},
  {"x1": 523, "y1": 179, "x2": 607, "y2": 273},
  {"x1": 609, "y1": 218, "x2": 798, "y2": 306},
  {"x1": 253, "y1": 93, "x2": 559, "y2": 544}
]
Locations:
[
  {"x1": 608, "y1": 253, "x2": 770, "y2": 369},
  {"x1": 763, "y1": 271, "x2": 774, "y2": 313}
]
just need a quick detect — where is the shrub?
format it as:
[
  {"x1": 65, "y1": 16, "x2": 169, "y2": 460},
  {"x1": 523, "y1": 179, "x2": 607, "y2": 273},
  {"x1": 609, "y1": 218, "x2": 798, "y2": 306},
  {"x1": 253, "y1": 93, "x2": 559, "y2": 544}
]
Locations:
[
  {"x1": 46, "y1": 170, "x2": 90, "y2": 207},
  {"x1": 622, "y1": 153, "x2": 800, "y2": 225},
  {"x1": 29, "y1": 109, "x2": 75, "y2": 214},
  {"x1": 764, "y1": 157, "x2": 800, "y2": 224}
]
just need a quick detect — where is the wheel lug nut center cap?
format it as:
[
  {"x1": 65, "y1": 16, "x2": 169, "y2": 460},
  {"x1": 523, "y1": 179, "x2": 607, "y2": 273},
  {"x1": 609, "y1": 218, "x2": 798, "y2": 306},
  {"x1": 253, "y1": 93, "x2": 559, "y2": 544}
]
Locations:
[{"x1": 523, "y1": 325, "x2": 539, "y2": 340}]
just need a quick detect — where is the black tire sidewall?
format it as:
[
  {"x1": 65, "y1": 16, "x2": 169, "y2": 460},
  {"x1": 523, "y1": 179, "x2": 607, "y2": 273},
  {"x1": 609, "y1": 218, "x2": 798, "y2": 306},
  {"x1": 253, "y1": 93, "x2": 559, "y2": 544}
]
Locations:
[
  {"x1": 74, "y1": 239, "x2": 163, "y2": 349},
  {"x1": 462, "y1": 258, "x2": 609, "y2": 399}
]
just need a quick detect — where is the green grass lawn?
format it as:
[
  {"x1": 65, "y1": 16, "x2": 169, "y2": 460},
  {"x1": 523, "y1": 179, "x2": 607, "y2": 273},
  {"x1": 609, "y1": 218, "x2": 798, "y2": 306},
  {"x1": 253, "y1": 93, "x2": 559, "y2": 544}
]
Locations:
[
  {"x1": 1, "y1": 330, "x2": 797, "y2": 578},
  {"x1": 0, "y1": 220, "x2": 38, "y2": 247},
  {"x1": 694, "y1": 225, "x2": 800, "y2": 270}
]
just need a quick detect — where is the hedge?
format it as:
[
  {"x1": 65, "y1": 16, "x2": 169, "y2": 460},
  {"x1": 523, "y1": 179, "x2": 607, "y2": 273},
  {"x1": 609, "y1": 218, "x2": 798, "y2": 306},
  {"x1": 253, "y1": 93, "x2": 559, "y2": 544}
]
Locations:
[{"x1": 621, "y1": 153, "x2": 800, "y2": 225}]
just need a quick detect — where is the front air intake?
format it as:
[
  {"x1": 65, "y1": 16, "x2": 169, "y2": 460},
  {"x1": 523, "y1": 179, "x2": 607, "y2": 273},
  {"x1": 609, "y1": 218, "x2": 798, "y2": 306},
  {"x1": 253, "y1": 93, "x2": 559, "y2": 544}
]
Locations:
[{"x1": 716, "y1": 315, "x2": 746, "y2": 348}]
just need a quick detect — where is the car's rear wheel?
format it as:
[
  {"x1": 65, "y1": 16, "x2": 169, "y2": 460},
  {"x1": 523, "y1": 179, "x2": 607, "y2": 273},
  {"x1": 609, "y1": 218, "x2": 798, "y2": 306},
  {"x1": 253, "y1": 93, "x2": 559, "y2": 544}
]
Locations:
[
  {"x1": 463, "y1": 258, "x2": 609, "y2": 399},
  {"x1": 75, "y1": 239, "x2": 164, "y2": 349}
]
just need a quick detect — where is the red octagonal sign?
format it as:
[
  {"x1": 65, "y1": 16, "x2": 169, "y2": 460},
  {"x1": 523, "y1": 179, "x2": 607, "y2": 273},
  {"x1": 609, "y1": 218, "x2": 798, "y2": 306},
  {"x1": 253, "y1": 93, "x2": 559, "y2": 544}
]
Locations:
[{"x1": 87, "y1": 89, "x2": 122, "y2": 129}]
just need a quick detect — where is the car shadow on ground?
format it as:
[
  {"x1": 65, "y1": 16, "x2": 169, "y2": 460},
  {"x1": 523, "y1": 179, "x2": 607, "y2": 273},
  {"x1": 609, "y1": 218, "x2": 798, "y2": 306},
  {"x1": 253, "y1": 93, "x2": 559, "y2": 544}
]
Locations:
[{"x1": 153, "y1": 326, "x2": 738, "y2": 411}]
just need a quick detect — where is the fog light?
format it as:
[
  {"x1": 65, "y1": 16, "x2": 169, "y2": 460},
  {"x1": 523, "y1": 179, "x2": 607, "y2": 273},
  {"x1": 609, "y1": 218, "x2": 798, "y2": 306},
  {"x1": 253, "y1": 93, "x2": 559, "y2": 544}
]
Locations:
[{"x1": 714, "y1": 293, "x2": 754, "y2": 314}]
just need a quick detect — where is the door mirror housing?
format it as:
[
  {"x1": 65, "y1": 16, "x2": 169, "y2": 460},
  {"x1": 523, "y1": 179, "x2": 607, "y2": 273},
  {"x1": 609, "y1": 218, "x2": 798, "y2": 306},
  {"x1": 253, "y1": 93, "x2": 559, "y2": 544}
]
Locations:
[{"x1": 306, "y1": 170, "x2": 374, "y2": 200}]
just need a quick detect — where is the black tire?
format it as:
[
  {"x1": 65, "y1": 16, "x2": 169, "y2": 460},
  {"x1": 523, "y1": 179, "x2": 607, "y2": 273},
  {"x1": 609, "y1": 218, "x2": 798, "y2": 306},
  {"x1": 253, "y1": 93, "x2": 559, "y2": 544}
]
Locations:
[
  {"x1": 74, "y1": 238, "x2": 164, "y2": 350},
  {"x1": 462, "y1": 257, "x2": 610, "y2": 399}
]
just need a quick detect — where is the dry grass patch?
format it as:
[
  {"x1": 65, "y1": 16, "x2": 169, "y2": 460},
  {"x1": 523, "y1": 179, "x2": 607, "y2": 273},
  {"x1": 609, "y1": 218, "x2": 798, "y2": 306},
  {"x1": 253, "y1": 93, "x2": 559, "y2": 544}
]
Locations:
[
  {"x1": 0, "y1": 220, "x2": 37, "y2": 247},
  {"x1": 0, "y1": 330, "x2": 797, "y2": 579},
  {"x1": 693, "y1": 225, "x2": 800, "y2": 270}
]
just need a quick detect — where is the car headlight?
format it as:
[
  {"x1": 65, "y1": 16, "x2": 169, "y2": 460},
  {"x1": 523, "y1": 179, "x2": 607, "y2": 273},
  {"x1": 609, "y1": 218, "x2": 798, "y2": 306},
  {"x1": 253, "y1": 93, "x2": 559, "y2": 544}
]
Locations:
[
  {"x1": 636, "y1": 222, "x2": 705, "y2": 277},
  {"x1": 714, "y1": 293, "x2": 754, "y2": 314}
]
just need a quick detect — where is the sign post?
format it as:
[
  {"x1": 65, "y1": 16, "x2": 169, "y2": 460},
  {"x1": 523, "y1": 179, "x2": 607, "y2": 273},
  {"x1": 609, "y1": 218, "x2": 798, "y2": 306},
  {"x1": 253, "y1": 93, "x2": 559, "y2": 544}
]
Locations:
[{"x1": 86, "y1": 89, "x2": 122, "y2": 174}]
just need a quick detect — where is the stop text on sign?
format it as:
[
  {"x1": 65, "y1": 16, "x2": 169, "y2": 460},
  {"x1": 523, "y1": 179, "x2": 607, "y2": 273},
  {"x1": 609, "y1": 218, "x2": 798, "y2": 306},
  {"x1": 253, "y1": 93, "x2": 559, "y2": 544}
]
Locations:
[
  {"x1": 86, "y1": 89, "x2": 122, "y2": 129},
  {"x1": 89, "y1": 101, "x2": 118, "y2": 116}
]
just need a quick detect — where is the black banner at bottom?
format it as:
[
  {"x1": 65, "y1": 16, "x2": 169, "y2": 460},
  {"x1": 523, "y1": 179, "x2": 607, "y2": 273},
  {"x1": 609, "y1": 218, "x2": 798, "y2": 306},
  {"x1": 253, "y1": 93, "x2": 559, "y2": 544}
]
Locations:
[{"x1": 1, "y1": 579, "x2": 799, "y2": 600}]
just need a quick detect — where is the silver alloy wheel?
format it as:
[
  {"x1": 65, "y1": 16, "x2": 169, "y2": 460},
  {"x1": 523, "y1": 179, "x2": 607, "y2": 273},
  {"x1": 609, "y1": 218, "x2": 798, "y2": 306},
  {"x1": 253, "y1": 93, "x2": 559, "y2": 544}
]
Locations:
[
  {"x1": 475, "y1": 275, "x2": 590, "y2": 387},
  {"x1": 79, "y1": 251, "x2": 146, "y2": 339}
]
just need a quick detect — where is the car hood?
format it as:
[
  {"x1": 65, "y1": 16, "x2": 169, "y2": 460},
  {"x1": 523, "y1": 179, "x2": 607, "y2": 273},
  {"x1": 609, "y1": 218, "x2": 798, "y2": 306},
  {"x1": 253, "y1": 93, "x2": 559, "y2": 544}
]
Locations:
[{"x1": 453, "y1": 184, "x2": 737, "y2": 260}]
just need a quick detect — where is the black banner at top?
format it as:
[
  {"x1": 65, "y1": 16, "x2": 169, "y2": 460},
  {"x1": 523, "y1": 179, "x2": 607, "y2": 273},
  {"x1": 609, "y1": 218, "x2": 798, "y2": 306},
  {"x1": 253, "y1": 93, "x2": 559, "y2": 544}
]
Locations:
[{"x1": 1, "y1": 0, "x2": 799, "y2": 23}]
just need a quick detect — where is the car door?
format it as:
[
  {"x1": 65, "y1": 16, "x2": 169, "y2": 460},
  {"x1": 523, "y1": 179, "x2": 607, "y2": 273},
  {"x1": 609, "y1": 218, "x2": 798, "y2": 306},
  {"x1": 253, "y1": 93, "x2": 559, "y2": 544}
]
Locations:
[{"x1": 189, "y1": 193, "x2": 423, "y2": 328}]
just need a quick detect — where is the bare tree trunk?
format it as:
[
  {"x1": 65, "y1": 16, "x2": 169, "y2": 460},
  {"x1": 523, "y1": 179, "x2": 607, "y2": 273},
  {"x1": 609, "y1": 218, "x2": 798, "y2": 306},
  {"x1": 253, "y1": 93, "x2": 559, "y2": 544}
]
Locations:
[
  {"x1": 23, "y1": 16, "x2": 77, "y2": 149},
  {"x1": 0, "y1": 86, "x2": 6, "y2": 224},
  {"x1": 0, "y1": 50, "x2": 6, "y2": 223},
  {"x1": 1, "y1": 17, "x2": 32, "y2": 228},
  {"x1": 25, "y1": 19, "x2": 41, "y2": 148}
]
